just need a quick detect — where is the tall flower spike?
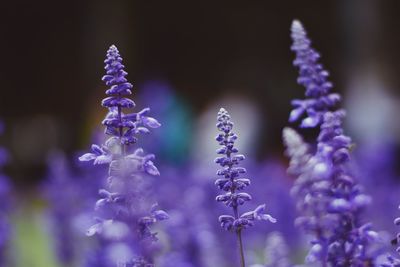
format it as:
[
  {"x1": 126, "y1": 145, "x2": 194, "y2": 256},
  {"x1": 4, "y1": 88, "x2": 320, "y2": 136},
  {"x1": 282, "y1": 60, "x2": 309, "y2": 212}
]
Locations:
[
  {"x1": 285, "y1": 20, "x2": 380, "y2": 266},
  {"x1": 102, "y1": 45, "x2": 134, "y2": 108},
  {"x1": 215, "y1": 108, "x2": 276, "y2": 267},
  {"x1": 80, "y1": 45, "x2": 167, "y2": 266},
  {"x1": 282, "y1": 127, "x2": 311, "y2": 176},
  {"x1": 264, "y1": 232, "x2": 292, "y2": 267},
  {"x1": 42, "y1": 153, "x2": 79, "y2": 266},
  {"x1": 289, "y1": 20, "x2": 340, "y2": 128}
]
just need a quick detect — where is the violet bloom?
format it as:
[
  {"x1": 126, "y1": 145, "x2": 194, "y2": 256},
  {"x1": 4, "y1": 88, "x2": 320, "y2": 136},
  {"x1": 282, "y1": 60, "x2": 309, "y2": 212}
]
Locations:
[
  {"x1": 283, "y1": 127, "x2": 334, "y2": 265},
  {"x1": 250, "y1": 231, "x2": 292, "y2": 267},
  {"x1": 284, "y1": 20, "x2": 379, "y2": 266},
  {"x1": 380, "y1": 208, "x2": 400, "y2": 267},
  {"x1": 80, "y1": 45, "x2": 168, "y2": 266},
  {"x1": 43, "y1": 151, "x2": 102, "y2": 266},
  {"x1": 382, "y1": 256, "x2": 400, "y2": 267},
  {"x1": 215, "y1": 108, "x2": 276, "y2": 267},
  {"x1": 42, "y1": 153, "x2": 79, "y2": 265},
  {"x1": 289, "y1": 20, "x2": 340, "y2": 128},
  {"x1": 264, "y1": 232, "x2": 292, "y2": 267}
]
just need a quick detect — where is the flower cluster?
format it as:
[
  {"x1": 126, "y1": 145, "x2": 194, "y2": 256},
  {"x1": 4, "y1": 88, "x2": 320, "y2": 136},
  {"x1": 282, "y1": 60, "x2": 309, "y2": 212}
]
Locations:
[
  {"x1": 282, "y1": 127, "x2": 311, "y2": 176},
  {"x1": 264, "y1": 232, "x2": 292, "y2": 267},
  {"x1": 381, "y1": 208, "x2": 400, "y2": 267},
  {"x1": 289, "y1": 20, "x2": 340, "y2": 128},
  {"x1": 382, "y1": 255, "x2": 400, "y2": 267},
  {"x1": 249, "y1": 232, "x2": 292, "y2": 267},
  {"x1": 214, "y1": 108, "x2": 276, "y2": 267},
  {"x1": 215, "y1": 108, "x2": 276, "y2": 231},
  {"x1": 42, "y1": 153, "x2": 81, "y2": 265},
  {"x1": 80, "y1": 45, "x2": 168, "y2": 266},
  {"x1": 284, "y1": 20, "x2": 380, "y2": 266},
  {"x1": 7, "y1": 18, "x2": 400, "y2": 267}
]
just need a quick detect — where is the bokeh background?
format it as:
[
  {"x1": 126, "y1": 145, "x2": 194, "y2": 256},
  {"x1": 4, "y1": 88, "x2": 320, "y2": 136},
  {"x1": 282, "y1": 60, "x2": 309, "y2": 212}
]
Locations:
[
  {"x1": 1, "y1": 0, "x2": 400, "y2": 266},
  {"x1": 2, "y1": 0, "x2": 400, "y2": 183}
]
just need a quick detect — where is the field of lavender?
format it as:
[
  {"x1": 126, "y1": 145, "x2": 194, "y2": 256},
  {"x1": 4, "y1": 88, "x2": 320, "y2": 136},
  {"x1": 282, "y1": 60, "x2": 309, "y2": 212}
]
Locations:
[{"x1": 2, "y1": 2, "x2": 400, "y2": 267}]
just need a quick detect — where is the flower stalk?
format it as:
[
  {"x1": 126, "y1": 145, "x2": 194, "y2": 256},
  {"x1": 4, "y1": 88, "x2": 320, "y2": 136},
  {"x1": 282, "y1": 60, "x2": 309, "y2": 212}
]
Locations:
[
  {"x1": 80, "y1": 45, "x2": 168, "y2": 266},
  {"x1": 214, "y1": 108, "x2": 276, "y2": 267},
  {"x1": 284, "y1": 20, "x2": 379, "y2": 266}
]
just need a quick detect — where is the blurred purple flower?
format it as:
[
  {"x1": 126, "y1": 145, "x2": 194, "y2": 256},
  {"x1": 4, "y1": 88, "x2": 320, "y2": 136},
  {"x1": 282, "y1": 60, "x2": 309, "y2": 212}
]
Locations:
[
  {"x1": 380, "y1": 207, "x2": 400, "y2": 266},
  {"x1": 80, "y1": 45, "x2": 167, "y2": 266},
  {"x1": 153, "y1": 165, "x2": 227, "y2": 267},
  {"x1": 382, "y1": 255, "x2": 400, "y2": 267},
  {"x1": 42, "y1": 151, "x2": 104, "y2": 266},
  {"x1": 264, "y1": 232, "x2": 292, "y2": 267},
  {"x1": 284, "y1": 20, "x2": 381, "y2": 266}
]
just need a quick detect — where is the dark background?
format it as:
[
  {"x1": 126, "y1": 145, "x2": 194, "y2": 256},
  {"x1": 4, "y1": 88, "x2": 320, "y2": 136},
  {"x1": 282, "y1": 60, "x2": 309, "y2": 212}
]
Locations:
[{"x1": 1, "y1": 0, "x2": 399, "y2": 185}]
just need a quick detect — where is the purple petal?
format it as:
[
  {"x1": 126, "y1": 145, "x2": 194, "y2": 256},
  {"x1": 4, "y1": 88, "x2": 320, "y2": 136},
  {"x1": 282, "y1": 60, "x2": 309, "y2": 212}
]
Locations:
[
  {"x1": 79, "y1": 153, "x2": 97, "y2": 162},
  {"x1": 142, "y1": 116, "x2": 161, "y2": 128},
  {"x1": 144, "y1": 160, "x2": 160, "y2": 176}
]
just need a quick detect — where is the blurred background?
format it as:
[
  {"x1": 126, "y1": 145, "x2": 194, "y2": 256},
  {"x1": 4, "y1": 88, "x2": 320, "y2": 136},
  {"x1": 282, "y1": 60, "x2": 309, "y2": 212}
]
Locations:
[
  {"x1": 1, "y1": 0, "x2": 400, "y2": 183},
  {"x1": 1, "y1": 0, "x2": 400, "y2": 266}
]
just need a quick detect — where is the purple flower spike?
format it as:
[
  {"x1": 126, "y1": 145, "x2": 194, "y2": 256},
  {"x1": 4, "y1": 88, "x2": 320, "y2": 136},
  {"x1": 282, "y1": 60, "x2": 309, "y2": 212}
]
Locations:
[
  {"x1": 102, "y1": 45, "x2": 134, "y2": 96},
  {"x1": 97, "y1": 45, "x2": 161, "y2": 147},
  {"x1": 264, "y1": 232, "x2": 292, "y2": 267},
  {"x1": 290, "y1": 20, "x2": 340, "y2": 128},
  {"x1": 284, "y1": 20, "x2": 381, "y2": 266},
  {"x1": 80, "y1": 45, "x2": 167, "y2": 266},
  {"x1": 215, "y1": 108, "x2": 275, "y2": 267}
]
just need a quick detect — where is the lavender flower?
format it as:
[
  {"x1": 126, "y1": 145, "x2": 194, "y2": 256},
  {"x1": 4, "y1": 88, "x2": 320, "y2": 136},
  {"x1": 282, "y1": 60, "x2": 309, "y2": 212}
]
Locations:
[
  {"x1": 284, "y1": 20, "x2": 380, "y2": 266},
  {"x1": 289, "y1": 20, "x2": 340, "y2": 129},
  {"x1": 264, "y1": 232, "x2": 292, "y2": 267},
  {"x1": 43, "y1": 152, "x2": 79, "y2": 265},
  {"x1": 282, "y1": 127, "x2": 311, "y2": 177},
  {"x1": 215, "y1": 108, "x2": 276, "y2": 267},
  {"x1": 380, "y1": 207, "x2": 400, "y2": 267},
  {"x1": 382, "y1": 255, "x2": 400, "y2": 267},
  {"x1": 250, "y1": 231, "x2": 293, "y2": 267},
  {"x1": 43, "y1": 151, "x2": 102, "y2": 266},
  {"x1": 80, "y1": 45, "x2": 168, "y2": 266},
  {"x1": 283, "y1": 126, "x2": 333, "y2": 264}
]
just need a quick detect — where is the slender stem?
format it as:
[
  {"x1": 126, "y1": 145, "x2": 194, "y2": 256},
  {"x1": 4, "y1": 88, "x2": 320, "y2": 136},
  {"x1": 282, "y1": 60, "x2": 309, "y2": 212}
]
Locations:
[
  {"x1": 236, "y1": 226, "x2": 246, "y2": 267},
  {"x1": 225, "y1": 130, "x2": 246, "y2": 267},
  {"x1": 233, "y1": 205, "x2": 245, "y2": 267}
]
